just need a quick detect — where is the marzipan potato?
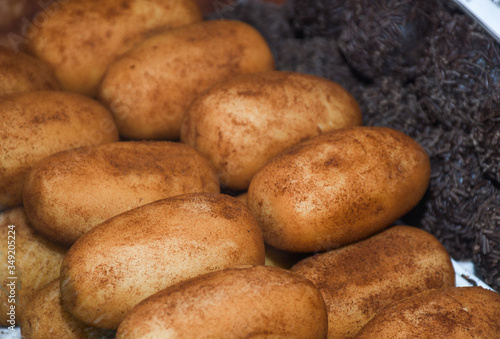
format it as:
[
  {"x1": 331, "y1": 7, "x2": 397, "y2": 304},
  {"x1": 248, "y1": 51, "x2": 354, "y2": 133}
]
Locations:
[
  {"x1": 291, "y1": 225, "x2": 456, "y2": 338},
  {"x1": 116, "y1": 266, "x2": 328, "y2": 339},
  {"x1": 60, "y1": 193, "x2": 265, "y2": 329},
  {"x1": 23, "y1": 141, "x2": 220, "y2": 245},
  {"x1": 355, "y1": 287, "x2": 500, "y2": 338},
  {"x1": 99, "y1": 20, "x2": 275, "y2": 140},
  {"x1": 248, "y1": 126, "x2": 431, "y2": 252},
  {"x1": 0, "y1": 91, "x2": 118, "y2": 211},
  {"x1": 180, "y1": 71, "x2": 362, "y2": 190},
  {"x1": 0, "y1": 208, "x2": 66, "y2": 325},
  {"x1": 25, "y1": 0, "x2": 202, "y2": 96}
]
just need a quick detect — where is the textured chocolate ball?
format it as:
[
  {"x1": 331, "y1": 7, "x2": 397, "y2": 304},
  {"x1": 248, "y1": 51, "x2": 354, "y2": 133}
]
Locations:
[{"x1": 338, "y1": 0, "x2": 435, "y2": 80}]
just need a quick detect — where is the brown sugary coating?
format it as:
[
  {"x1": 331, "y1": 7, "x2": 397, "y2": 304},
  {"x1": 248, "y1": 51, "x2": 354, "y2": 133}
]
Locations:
[
  {"x1": 116, "y1": 266, "x2": 327, "y2": 339},
  {"x1": 355, "y1": 287, "x2": 500, "y2": 338},
  {"x1": 0, "y1": 91, "x2": 119, "y2": 211},
  {"x1": 180, "y1": 71, "x2": 362, "y2": 190},
  {"x1": 24, "y1": 0, "x2": 202, "y2": 96},
  {"x1": 291, "y1": 225, "x2": 455, "y2": 338},
  {"x1": 247, "y1": 126, "x2": 431, "y2": 252},
  {"x1": 99, "y1": 19, "x2": 275, "y2": 140},
  {"x1": 0, "y1": 208, "x2": 66, "y2": 325},
  {"x1": 21, "y1": 280, "x2": 114, "y2": 339},
  {"x1": 264, "y1": 244, "x2": 308, "y2": 270},
  {"x1": 60, "y1": 193, "x2": 265, "y2": 329},
  {"x1": 23, "y1": 141, "x2": 220, "y2": 245},
  {"x1": 0, "y1": 47, "x2": 60, "y2": 95},
  {"x1": 235, "y1": 192, "x2": 248, "y2": 205}
]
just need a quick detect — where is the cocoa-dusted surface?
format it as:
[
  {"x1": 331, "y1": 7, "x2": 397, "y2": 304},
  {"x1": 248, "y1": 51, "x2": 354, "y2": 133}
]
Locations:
[
  {"x1": 0, "y1": 47, "x2": 60, "y2": 95},
  {"x1": 180, "y1": 70, "x2": 361, "y2": 190},
  {"x1": 338, "y1": 0, "x2": 437, "y2": 81},
  {"x1": 214, "y1": 0, "x2": 500, "y2": 291},
  {"x1": 116, "y1": 266, "x2": 327, "y2": 338}
]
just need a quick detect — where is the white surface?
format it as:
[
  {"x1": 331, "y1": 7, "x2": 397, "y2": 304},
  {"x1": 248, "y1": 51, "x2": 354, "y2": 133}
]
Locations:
[
  {"x1": 454, "y1": 0, "x2": 500, "y2": 43},
  {"x1": 452, "y1": 259, "x2": 495, "y2": 291}
]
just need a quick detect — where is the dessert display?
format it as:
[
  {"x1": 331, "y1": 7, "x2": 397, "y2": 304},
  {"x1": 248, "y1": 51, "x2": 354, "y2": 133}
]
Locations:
[{"x1": 0, "y1": 0, "x2": 499, "y2": 337}]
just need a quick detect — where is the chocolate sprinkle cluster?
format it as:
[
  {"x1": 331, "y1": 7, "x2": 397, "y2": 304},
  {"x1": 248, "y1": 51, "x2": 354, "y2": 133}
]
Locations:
[
  {"x1": 338, "y1": 0, "x2": 435, "y2": 80},
  {"x1": 213, "y1": 0, "x2": 499, "y2": 290}
]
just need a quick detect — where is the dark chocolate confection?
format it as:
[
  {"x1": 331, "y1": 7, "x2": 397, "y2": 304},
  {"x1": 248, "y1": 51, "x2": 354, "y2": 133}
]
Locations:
[
  {"x1": 209, "y1": 1, "x2": 361, "y2": 96},
  {"x1": 338, "y1": 0, "x2": 435, "y2": 80},
  {"x1": 206, "y1": 0, "x2": 295, "y2": 44},
  {"x1": 290, "y1": 0, "x2": 347, "y2": 38},
  {"x1": 415, "y1": 130, "x2": 486, "y2": 260}
]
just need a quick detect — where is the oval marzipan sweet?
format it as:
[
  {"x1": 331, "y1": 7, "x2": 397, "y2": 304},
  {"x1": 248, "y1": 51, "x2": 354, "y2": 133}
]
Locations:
[
  {"x1": 0, "y1": 46, "x2": 60, "y2": 96},
  {"x1": 247, "y1": 126, "x2": 431, "y2": 252},
  {"x1": 21, "y1": 280, "x2": 114, "y2": 339},
  {"x1": 99, "y1": 19, "x2": 275, "y2": 140},
  {"x1": 23, "y1": 141, "x2": 220, "y2": 245}
]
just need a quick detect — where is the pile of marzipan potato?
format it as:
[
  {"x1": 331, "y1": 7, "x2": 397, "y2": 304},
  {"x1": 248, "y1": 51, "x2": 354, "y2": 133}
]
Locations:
[{"x1": 1, "y1": 0, "x2": 499, "y2": 338}]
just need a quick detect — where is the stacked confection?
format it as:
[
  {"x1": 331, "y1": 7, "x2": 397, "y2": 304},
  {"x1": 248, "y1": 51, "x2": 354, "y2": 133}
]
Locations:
[{"x1": 214, "y1": 0, "x2": 499, "y2": 290}]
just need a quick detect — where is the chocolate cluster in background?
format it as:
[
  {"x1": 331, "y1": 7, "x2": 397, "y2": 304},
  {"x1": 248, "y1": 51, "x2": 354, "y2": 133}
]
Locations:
[{"x1": 211, "y1": 0, "x2": 500, "y2": 291}]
